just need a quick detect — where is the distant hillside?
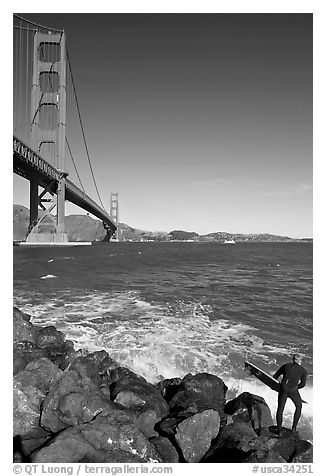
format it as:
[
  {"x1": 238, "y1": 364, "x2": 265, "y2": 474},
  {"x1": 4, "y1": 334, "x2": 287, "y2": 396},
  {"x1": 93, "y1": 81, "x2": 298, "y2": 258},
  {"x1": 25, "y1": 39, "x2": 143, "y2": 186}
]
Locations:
[
  {"x1": 65, "y1": 215, "x2": 106, "y2": 242},
  {"x1": 200, "y1": 231, "x2": 295, "y2": 243},
  {"x1": 169, "y1": 230, "x2": 199, "y2": 241},
  {"x1": 13, "y1": 204, "x2": 56, "y2": 240},
  {"x1": 13, "y1": 205, "x2": 105, "y2": 242},
  {"x1": 13, "y1": 205, "x2": 30, "y2": 240},
  {"x1": 13, "y1": 205, "x2": 309, "y2": 242}
]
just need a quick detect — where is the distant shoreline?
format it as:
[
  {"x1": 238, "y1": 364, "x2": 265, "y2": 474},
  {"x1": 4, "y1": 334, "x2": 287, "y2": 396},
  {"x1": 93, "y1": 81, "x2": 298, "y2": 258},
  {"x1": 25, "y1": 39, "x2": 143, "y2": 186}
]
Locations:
[{"x1": 13, "y1": 204, "x2": 312, "y2": 243}]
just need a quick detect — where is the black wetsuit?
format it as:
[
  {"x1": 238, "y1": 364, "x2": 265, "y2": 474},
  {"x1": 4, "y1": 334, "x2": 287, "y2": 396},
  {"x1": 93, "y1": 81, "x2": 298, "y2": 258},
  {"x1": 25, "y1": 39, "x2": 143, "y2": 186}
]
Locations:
[{"x1": 273, "y1": 362, "x2": 307, "y2": 432}]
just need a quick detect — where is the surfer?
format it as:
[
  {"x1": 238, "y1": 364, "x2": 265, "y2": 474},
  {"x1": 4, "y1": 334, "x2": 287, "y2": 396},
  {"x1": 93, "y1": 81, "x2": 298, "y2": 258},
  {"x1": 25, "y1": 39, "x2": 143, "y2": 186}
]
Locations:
[{"x1": 273, "y1": 354, "x2": 307, "y2": 435}]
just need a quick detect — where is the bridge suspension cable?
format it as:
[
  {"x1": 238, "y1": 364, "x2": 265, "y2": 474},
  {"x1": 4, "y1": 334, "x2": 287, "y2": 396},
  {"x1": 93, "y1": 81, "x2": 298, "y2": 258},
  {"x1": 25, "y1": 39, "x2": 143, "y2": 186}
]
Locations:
[
  {"x1": 66, "y1": 47, "x2": 107, "y2": 211},
  {"x1": 65, "y1": 138, "x2": 85, "y2": 193},
  {"x1": 13, "y1": 14, "x2": 63, "y2": 33}
]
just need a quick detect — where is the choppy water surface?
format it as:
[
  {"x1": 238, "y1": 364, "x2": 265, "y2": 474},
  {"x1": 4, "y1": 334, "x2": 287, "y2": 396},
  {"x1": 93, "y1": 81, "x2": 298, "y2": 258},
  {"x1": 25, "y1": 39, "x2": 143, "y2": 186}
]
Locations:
[{"x1": 13, "y1": 242, "x2": 313, "y2": 440}]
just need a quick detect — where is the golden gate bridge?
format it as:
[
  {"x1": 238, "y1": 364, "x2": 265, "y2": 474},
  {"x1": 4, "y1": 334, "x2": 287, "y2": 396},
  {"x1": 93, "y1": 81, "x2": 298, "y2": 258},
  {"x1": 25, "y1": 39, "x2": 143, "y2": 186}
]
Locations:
[{"x1": 13, "y1": 14, "x2": 117, "y2": 244}]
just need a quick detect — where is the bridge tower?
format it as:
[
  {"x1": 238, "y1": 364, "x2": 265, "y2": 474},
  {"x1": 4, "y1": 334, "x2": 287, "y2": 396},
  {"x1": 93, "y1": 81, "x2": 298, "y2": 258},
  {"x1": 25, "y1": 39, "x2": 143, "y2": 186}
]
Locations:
[
  {"x1": 27, "y1": 30, "x2": 68, "y2": 243},
  {"x1": 110, "y1": 192, "x2": 121, "y2": 241}
]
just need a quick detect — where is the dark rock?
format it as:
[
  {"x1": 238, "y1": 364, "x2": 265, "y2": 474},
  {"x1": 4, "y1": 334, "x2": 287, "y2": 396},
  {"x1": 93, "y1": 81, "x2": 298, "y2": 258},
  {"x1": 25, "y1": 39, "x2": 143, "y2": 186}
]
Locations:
[
  {"x1": 269, "y1": 427, "x2": 302, "y2": 462},
  {"x1": 81, "y1": 350, "x2": 118, "y2": 373},
  {"x1": 244, "y1": 450, "x2": 286, "y2": 463},
  {"x1": 36, "y1": 326, "x2": 65, "y2": 347},
  {"x1": 13, "y1": 342, "x2": 45, "y2": 374},
  {"x1": 13, "y1": 435, "x2": 31, "y2": 463},
  {"x1": 13, "y1": 307, "x2": 38, "y2": 344},
  {"x1": 109, "y1": 366, "x2": 147, "y2": 384},
  {"x1": 110, "y1": 373, "x2": 169, "y2": 420},
  {"x1": 68, "y1": 356, "x2": 103, "y2": 386},
  {"x1": 292, "y1": 445, "x2": 313, "y2": 463},
  {"x1": 13, "y1": 379, "x2": 48, "y2": 439},
  {"x1": 111, "y1": 372, "x2": 170, "y2": 439},
  {"x1": 202, "y1": 421, "x2": 270, "y2": 462},
  {"x1": 13, "y1": 307, "x2": 31, "y2": 322},
  {"x1": 40, "y1": 370, "x2": 118, "y2": 433},
  {"x1": 33, "y1": 414, "x2": 162, "y2": 463},
  {"x1": 100, "y1": 384, "x2": 111, "y2": 400},
  {"x1": 290, "y1": 438, "x2": 312, "y2": 461},
  {"x1": 44, "y1": 341, "x2": 77, "y2": 370},
  {"x1": 134, "y1": 409, "x2": 160, "y2": 438},
  {"x1": 225, "y1": 392, "x2": 273, "y2": 432},
  {"x1": 15, "y1": 357, "x2": 62, "y2": 393},
  {"x1": 150, "y1": 436, "x2": 179, "y2": 463},
  {"x1": 155, "y1": 416, "x2": 185, "y2": 438},
  {"x1": 36, "y1": 326, "x2": 77, "y2": 369},
  {"x1": 21, "y1": 435, "x2": 52, "y2": 457},
  {"x1": 157, "y1": 377, "x2": 182, "y2": 401},
  {"x1": 167, "y1": 373, "x2": 228, "y2": 422},
  {"x1": 175, "y1": 409, "x2": 220, "y2": 462},
  {"x1": 68, "y1": 351, "x2": 118, "y2": 386}
]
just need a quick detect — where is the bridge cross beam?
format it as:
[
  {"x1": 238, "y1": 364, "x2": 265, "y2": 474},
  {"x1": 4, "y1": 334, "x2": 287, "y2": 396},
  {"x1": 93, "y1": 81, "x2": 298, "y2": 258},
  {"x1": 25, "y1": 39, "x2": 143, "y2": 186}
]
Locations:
[{"x1": 27, "y1": 179, "x2": 57, "y2": 235}]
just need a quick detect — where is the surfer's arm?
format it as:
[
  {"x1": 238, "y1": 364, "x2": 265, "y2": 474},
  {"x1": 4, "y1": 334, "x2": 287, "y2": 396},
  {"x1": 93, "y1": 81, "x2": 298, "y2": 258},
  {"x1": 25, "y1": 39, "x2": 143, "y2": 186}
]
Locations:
[
  {"x1": 273, "y1": 365, "x2": 284, "y2": 380},
  {"x1": 298, "y1": 369, "x2": 307, "y2": 389}
]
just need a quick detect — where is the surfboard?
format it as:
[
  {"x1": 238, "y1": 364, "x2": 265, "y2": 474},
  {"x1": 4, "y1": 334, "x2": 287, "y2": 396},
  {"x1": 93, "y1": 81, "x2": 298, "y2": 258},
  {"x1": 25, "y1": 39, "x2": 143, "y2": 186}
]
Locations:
[{"x1": 244, "y1": 361, "x2": 307, "y2": 403}]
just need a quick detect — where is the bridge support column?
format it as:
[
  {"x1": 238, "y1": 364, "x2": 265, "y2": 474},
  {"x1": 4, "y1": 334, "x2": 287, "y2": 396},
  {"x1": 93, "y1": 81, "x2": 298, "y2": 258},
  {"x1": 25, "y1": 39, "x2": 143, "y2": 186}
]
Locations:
[
  {"x1": 26, "y1": 29, "x2": 68, "y2": 245},
  {"x1": 29, "y1": 174, "x2": 39, "y2": 233},
  {"x1": 102, "y1": 222, "x2": 116, "y2": 241},
  {"x1": 56, "y1": 175, "x2": 66, "y2": 234}
]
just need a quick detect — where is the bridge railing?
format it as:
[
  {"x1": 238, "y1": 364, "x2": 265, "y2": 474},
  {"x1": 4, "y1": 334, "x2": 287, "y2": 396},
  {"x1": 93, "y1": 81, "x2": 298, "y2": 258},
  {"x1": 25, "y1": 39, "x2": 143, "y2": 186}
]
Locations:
[
  {"x1": 14, "y1": 136, "x2": 116, "y2": 229},
  {"x1": 14, "y1": 136, "x2": 63, "y2": 182}
]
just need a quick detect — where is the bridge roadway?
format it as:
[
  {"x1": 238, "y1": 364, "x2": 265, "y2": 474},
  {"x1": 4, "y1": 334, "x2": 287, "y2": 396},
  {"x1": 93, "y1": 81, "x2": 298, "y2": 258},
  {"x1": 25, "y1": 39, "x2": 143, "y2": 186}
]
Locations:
[{"x1": 13, "y1": 136, "x2": 117, "y2": 233}]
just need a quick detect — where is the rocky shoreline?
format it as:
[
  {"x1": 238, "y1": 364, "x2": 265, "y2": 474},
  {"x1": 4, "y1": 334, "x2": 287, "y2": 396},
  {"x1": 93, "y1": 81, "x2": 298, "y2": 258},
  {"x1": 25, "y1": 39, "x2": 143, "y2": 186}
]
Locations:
[{"x1": 13, "y1": 306, "x2": 313, "y2": 463}]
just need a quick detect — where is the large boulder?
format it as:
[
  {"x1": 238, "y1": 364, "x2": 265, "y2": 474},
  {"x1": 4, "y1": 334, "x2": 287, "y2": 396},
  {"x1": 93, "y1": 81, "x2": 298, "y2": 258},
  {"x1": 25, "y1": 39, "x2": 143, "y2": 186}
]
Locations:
[
  {"x1": 175, "y1": 409, "x2": 220, "y2": 462},
  {"x1": 36, "y1": 326, "x2": 77, "y2": 369},
  {"x1": 202, "y1": 421, "x2": 271, "y2": 462},
  {"x1": 21, "y1": 435, "x2": 52, "y2": 458},
  {"x1": 15, "y1": 357, "x2": 62, "y2": 393},
  {"x1": 13, "y1": 307, "x2": 38, "y2": 344},
  {"x1": 110, "y1": 369, "x2": 170, "y2": 425},
  {"x1": 33, "y1": 414, "x2": 162, "y2": 463},
  {"x1": 134, "y1": 409, "x2": 161, "y2": 438},
  {"x1": 13, "y1": 379, "x2": 47, "y2": 439},
  {"x1": 109, "y1": 366, "x2": 147, "y2": 384},
  {"x1": 40, "y1": 370, "x2": 118, "y2": 433},
  {"x1": 36, "y1": 325, "x2": 65, "y2": 347},
  {"x1": 292, "y1": 444, "x2": 313, "y2": 463},
  {"x1": 269, "y1": 427, "x2": 306, "y2": 462},
  {"x1": 225, "y1": 392, "x2": 273, "y2": 432},
  {"x1": 290, "y1": 438, "x2": 312, "y2": 462},
  {"x1": 68, "y1": 351, "x2": 118, "y2": 386},
  {"x1": 13, "y1": 342, "x2": 45, "y2": 374},
  {"x1": 167, "y1": 373, "x2": 228, "y2": 423}
]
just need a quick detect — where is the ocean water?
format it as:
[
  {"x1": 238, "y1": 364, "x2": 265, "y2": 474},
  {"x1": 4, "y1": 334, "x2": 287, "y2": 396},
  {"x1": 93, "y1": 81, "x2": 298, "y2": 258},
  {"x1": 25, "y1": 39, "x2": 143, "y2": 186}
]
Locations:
[{"x1": 13, "y1": 241, "x2": 313, "y2": 440}]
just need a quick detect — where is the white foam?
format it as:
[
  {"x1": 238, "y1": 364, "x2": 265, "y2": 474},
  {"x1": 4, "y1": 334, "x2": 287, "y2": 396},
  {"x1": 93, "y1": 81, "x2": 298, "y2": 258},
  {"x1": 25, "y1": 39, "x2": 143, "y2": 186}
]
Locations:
[{"x1": 40, "y1": 274, "x2": 57, "y2": 279}]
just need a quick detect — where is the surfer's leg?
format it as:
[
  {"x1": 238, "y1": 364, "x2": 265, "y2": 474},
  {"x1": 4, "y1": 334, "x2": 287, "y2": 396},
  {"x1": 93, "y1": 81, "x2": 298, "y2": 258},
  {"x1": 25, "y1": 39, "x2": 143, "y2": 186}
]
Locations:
[
  {"x1": 276, "y1": 391, "x2": 287, "y2": 434},
  {"x1": 289, "y1": 391, "x2": 302, "y2": 431}
]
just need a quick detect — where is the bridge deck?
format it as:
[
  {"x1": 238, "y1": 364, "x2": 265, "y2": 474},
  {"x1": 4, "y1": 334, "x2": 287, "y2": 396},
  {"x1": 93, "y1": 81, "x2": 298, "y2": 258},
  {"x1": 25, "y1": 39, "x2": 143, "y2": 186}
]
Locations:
[{"x1": 13, "y1": 136, "x2": 117, "y2": 231}]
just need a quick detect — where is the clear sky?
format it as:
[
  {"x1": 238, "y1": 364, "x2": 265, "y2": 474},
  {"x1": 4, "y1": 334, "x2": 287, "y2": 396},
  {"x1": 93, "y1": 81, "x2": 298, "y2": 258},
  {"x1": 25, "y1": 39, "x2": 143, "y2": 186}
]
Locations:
[{"x1": 13, "y1": 13, "x2": 312, "y2": 238}]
